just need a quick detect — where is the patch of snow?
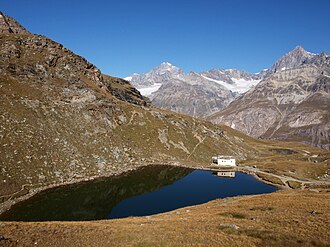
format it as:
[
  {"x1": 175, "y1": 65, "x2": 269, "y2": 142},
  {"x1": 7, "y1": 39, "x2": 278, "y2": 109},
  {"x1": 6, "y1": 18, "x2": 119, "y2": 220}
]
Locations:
[
  {"x1": 137, "y1": 83, "x2": 162, "y2": 96},
  {"x1": 124, "y1": 76, "x2": 132, "y2": 81},
  {"x1": 231, "y1": 78, "x2": 261, "y2": 94},
  {"x1": 281, "y1": 67, "x2": 287, "y2": 71},
  {"x1": 307, "y1": 51, "x2": 317, "y2": 56},
  {"x1": 201, "y1": 75, "x2": 260, "y2": 94},
  {"x1": 163, "y1": 62, "x2": 173, "y2": 66},
  {"x1": 201, "y1": 75, "x2": 230, "y2": 89}
]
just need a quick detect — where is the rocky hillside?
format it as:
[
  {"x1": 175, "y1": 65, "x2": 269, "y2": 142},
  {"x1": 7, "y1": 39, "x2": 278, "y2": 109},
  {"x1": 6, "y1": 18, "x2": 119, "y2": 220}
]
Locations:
[
  {"x1": 0, "y1": 13, "x2": 270, "y2": 204},
  {"x1": 0, "y1": 11, "x2": 30, "y2": 34},
  {"x1": 126, "y1": 62, "x2": 260, "y2": 117},
  {"x1": 209, "y1": 46, "x2": 330, "y2": 149}
]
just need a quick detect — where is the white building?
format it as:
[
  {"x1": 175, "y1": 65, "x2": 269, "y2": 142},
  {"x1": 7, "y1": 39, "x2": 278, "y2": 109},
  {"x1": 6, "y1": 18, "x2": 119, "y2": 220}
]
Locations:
[{"x1": 212, "y1": 155, "x2": 236, "y2": 167}]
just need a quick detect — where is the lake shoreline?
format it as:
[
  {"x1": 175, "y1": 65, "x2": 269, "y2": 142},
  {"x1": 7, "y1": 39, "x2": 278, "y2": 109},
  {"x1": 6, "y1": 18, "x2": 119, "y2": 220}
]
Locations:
[
  {"x1": 0, "y1": 163, "x2": 148, "y2": 215},
  {"x1": 0, "y1": 162, "x2": 189, "y2": 215},
  {"x1": 0, "y1": 161, "x2": 313, "y2": 217}
]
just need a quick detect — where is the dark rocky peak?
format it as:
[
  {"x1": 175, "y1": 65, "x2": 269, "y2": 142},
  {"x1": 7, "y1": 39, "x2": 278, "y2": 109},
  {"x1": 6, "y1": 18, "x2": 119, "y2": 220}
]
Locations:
[
  {"x1": 286, "y1": 45, "x2": 311, "y2": 58},
  {"x1": 268, "y1": 45, "x2": 315, "y2": 74},
  {"x1": 292, "y1": 45, "x2": 306, "y2": 53},
  {"x1": 0, "y1": 11, "x2": 30, "y2": 34}
]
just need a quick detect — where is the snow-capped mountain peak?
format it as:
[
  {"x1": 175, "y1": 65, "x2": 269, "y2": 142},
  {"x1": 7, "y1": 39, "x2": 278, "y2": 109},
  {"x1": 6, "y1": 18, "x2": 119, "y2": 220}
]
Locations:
[
  {"x1": 162, "y1": 61, "x2": 173, "y2": 66},
  {"x1": 154, "y1": 61, "x2": 182, "y2": 73},
  {"x1": 124, "y1": 62, "x2": 183, "y2": 93}
]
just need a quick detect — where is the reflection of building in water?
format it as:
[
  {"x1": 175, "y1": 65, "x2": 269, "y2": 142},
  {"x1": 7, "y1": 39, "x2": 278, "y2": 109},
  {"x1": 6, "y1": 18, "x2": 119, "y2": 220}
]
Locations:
[
  {"x1": 212, "y1": 156, "x2": 236, "y2": 167},
  {"x1": 213, "y1": 171, "x2": 236, "y2": 178}
]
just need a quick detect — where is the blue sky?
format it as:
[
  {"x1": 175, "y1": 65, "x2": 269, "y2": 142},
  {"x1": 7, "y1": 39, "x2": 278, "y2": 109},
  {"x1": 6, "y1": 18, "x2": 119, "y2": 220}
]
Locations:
[{"x1": 1, "y1": 0, "x2": 330, "y2": 77}]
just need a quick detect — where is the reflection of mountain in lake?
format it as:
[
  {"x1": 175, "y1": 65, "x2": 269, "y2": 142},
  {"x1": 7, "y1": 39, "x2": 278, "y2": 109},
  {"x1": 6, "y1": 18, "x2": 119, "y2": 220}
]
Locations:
[{"x1": 0, "y1": 166, "x2": 191, "y2": 221}]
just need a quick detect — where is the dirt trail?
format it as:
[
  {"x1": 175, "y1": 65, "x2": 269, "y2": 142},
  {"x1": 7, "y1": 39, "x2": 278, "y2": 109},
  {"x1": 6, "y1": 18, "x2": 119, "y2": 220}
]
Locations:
[{"x1": 241, "y1": 166, "x2": 330, "y2": 189}]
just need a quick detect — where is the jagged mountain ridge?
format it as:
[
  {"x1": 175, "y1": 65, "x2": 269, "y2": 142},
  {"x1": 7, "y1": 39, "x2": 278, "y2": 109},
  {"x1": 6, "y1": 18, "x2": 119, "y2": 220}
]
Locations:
[
  {"x1": 209, "y1": 46, "x2": 330, "y2": 149},
  {"x1": 126, "y1": 62, "x2": 260, "y2": 117}
]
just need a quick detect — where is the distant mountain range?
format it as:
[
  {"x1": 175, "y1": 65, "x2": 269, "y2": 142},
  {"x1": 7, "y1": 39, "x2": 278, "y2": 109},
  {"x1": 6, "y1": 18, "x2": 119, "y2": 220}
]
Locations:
[
  {"x1": 126, "y1": 46, "x2": 330, "y2": 149},
  {"x1": 125, "y1": 63, "x2": 261, "y2": 117}
]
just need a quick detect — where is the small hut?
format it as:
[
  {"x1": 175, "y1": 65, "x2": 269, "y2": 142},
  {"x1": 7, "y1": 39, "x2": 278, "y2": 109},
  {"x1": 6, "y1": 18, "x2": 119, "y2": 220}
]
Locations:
[{"x1": 212, "y1": 155, "x2": 236, "y2": 167}]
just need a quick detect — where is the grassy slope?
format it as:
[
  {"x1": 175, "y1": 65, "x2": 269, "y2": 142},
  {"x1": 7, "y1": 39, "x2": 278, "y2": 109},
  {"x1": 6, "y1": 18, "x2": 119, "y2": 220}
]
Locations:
[{"x1": 0, "y1": 189, "x2": 329, "y2": 247}]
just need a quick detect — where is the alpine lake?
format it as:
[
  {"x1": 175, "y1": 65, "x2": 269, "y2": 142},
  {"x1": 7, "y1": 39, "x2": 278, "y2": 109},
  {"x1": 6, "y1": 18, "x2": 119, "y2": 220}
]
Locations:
[{"x1": 0, "y1": 165, "x2": 277, "y2": 221}]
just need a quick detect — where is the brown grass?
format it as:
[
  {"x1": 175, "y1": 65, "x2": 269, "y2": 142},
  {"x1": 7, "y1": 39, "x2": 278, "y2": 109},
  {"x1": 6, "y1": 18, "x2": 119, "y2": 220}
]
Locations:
[
  {"x1": 0, "y1": 190, "x2": 329, "y2": 247},
  {"x1": 287, "y1": 180, "x2": 302, "y2": 189},
  {"x1": 255, "y1": 172, "x2": 285, "y2": 186}
]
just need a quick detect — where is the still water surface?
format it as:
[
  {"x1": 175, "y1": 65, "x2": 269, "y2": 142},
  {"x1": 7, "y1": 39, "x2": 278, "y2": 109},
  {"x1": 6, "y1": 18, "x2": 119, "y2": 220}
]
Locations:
[{"x1": 0, "y1": 166, "x2": 277, "y2": 221}]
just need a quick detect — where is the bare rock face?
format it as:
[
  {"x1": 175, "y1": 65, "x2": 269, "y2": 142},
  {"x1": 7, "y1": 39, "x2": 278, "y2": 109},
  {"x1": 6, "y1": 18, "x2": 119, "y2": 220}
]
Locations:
[
  {"x1": 151, "y1": 79, "x2": 234, "y2": 117},
  {"x1": 148, "y1": 71, "x2": 236, "y2": 117},
  {"x1": 209, "y1": 48, "x2": 330, "y2": 149}
]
